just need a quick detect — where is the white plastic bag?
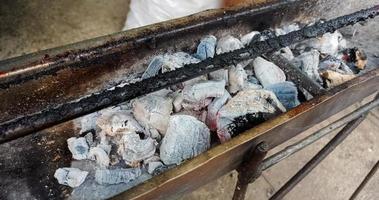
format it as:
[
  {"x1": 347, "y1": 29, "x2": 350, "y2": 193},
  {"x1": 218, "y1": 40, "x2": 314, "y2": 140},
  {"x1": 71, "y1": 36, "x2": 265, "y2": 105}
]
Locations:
[{"x1": 123, "y1": 0, "x2": 222, "y2": 30}]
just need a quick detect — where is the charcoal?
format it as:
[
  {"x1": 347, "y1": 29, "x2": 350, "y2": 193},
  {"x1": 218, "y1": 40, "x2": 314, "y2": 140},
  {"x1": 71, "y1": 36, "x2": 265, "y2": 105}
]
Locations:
[
  {"x1": 160, "y1": 115, "x2": 210, "y2": 165},
  {"x1": 141, "y1": 56, "x2": 164, "y2": 79},
  {"x1": 266, "y1": 81, "x2": 300, "y2": 110},
  {"x1": 97, "y1": 109, "x2": 145, "y2": 136},
  {"x1": 292, "y1": 50, "x2": 322, "y2": 83},
  {"x1": 182, "y1": 98, "x2": 213, "y2": 111},
  {"x1": 95, "y1": 168, "x2": 142, "y2": 185},
  {"x1": 146, "y1": 161, "x2": 164, "y2": 174},
  {"x1": 320, "y1": 70, "x2": 356, "y2": 88},
  {"x1": 88, "y1": 147, "x2": 110, "y2": 168},
  {"x1": 118, "y1": 133, "x2": 156, "y2": 166},
  {"x1": 253, "y1": 57, "x2": 286, "y2": 88},
  {"x1": 182, "y1": 80, "x2": 225, "y2": 103},
  {"x1": 275, "y1": 23, "x2": 300, "y2": 36},
  {"x1": 133, "y1": 92, "x2": 173, "y2": 134},
  {"x1": 160, "y1": 52, "x2": 200, "y2": 73},
  {"x1": 206, "y1": 89, "x2": 231, "y2": 131},
  {"x1": 217, "y1": 89, "x2": 286, "y2": 142},
  {"x1": 54, "y1": 168, "x2": 88, "y2": 188},
  {"x1": 275, "y1": 47, "x2": 295, "y2": 61},
  {"x1": 194, "y1": 35, "x2": 217, "y2": 60},
  {"x1": 67, "y1": 137, "x2": 89, "y2": 160},
  {"x1": 216, "y1": 35, "x2": 243, "y2": 54},
  {"x1": 228, "y1": 64, "x2": 247, "y2": 94},
  {"x1": 240, "y1": 31, "x2": 260, "y2": 46}
]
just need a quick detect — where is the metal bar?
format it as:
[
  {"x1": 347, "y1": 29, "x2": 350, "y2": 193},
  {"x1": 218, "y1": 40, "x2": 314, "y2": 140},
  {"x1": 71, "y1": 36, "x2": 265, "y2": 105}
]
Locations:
[
  {"x1": 349, "y1": 160, "x2": 379, "y2": 200},
  {"x1": 261, "y1": 97, "x2": 379, "y2": 171},
  {"x1": 269, "y1": 115, "x2": 367, "y2": 200},
  {"x1": 268, "y1": 54, "x2": 326, "y2": 96},
  {"x1": 1, "y1": 6, "x2": 378, "y2": 142},
  {"x1": 233, "y1": 142, "x2": 269, "y2": 200}
]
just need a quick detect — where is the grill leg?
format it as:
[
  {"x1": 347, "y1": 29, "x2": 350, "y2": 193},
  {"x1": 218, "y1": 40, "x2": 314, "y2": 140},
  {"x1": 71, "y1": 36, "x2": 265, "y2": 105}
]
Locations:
[
  {"x1": 269, "y1": 115, "x2": 367, "y2": 200},
  {"x1": 349, "y1": 160, "x2": 379, "y2": 200},
  {"x1": 233, "y1": 142, "x2": 269, "y2": 200}
]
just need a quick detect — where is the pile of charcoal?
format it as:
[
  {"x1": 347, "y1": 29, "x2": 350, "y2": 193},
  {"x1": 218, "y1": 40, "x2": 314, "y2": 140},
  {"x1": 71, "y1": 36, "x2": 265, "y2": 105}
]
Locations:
[{"x1": 54, "y1": 22, "x2": 367, "y2": 190}]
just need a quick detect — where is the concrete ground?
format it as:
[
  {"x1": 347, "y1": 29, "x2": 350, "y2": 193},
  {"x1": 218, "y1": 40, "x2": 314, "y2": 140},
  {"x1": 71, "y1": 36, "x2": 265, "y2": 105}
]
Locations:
[{"x1": 0, "y1": 1, "x2": 378, "y2": 200}]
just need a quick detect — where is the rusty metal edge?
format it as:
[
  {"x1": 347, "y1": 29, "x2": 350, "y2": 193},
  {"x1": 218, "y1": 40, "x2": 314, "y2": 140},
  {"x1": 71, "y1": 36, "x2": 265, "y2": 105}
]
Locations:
[{"x1": 110, "y1": 69, "x2": 378, "y2": 200}]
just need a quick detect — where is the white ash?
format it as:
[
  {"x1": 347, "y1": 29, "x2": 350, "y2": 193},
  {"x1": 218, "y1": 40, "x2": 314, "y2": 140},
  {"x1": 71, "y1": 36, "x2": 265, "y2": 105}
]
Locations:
[
  {"x1": 209, "y1": 69, "x2": 229, "y2": 83},
  {"x1": 275, "y1": 47, "x2": 295, "y2": 61},
  {"x1": 118, "y1": 133, "x2": 157, "y2": 167},
  {"x1": 176, "y1": 109, "x2": 207, "y2": 123},
  {"x1": 292, "y1": 50, "x2": 322, "y2": 83},
  {"x1": 172, "y1": 92, "x2": 184, "y2": 112},
  {"x1": 182, "y1": 80, "x2": 225, "y2": 103},
  {"x1": 95, "y1": 168, "x2": 142, "y2": 185},
  {"x1": 161, "y1": 52, "x2": 201, "y2": 73},
  {"x1": 253, "y1": 57, "x2": 286, "y2": 88},
  {"x1": 274, "y1": 23, "x2": 300, "y2": 36},
  {"x1": 146, "y1": 161, "x2": 164, "y2": 174},
  {"x1": 182, "y1": 98, "x2": 212, "y2": 111},
  {"x1": 54, "y1": 168, "x2": 88, "y2": 188},
  {"x1": 75, "y1": 112, "x2": 100, "y2": 134},
  {"x1": 67, "y1": 137, "x2": 90, "y2": 160},
  {"x1": 133, "y1": 92, "x2": 173, "y2": 134},
  {"x1": 160, "y1": 115, "x2": 210, "y2": 165},
  {"x1": 297, "y1": 31, "x2": 344, "y2": 56},
  {"x1": 88, "y1": 147, "x2": 110, "y2": 168}
]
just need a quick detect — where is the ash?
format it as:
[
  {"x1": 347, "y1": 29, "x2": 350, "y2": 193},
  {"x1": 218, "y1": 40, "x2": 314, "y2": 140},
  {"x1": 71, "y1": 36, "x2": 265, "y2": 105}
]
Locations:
[{"x1": 55, "y1": 20, "x2": 370, "y2": 198}]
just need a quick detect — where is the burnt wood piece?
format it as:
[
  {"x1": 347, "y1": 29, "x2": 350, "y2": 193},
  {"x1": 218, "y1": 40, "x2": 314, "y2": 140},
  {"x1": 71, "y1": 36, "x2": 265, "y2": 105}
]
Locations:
[{"x1": 1, "y1": 6, "x2": 378, "y2": 143}]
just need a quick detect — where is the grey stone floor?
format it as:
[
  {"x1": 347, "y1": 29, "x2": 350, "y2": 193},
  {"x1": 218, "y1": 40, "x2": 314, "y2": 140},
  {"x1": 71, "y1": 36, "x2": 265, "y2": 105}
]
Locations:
[{"x1": 0, "y1": 1, "x2": 378, "y2": 200}]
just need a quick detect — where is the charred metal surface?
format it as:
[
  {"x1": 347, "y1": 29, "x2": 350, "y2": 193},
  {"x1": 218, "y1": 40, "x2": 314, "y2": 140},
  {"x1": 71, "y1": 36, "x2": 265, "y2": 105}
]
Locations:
[
  {"x1": 268, "y1": 54, "x2": 326, "y2": 96},
  {"x1": 1, "y1": 6, "x2": 378, "y2": 143}
]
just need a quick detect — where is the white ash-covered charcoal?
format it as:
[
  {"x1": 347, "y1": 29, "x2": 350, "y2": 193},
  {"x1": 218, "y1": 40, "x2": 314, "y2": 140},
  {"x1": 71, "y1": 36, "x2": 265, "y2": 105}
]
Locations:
[
  {"x1": 97, "y1": 109, "x2": 145, "y2": 137},
  {"x1": 141, "y1": 55, "x2": 164, "y2": 79},
  {"x1": 298, "y1": 31, "x2": 344, "y2": 56},
  {"x1": 240, "y1": 31, "x2": 260, "y2": 46},
  {"x1": 182, "y1": 98, "x2": 213, "y2": 111},
  {"x1": 194, "y1": 35, "x2": 217, "y2": 60},
  {"x1": 274, "y1": 23, "x2": 300, "y2": 36},
  {"x1": 206, "y1": 89, "x2": 231, "y2": 131},
  {"x1": 253, "y1": 57, "x2": 286, "y2": 88},
  {"x1": 88, "y1": 147, "x2": 110, "y2": 168},
  {"x1": 319, "y1": 55, "x2": 354, "y2": 75},
  {"x1": 67, "y1": 137, "x2": 89, "y2": 160},
  {"x1": 161, "y1": 52, "x2": 201, "y2": 73},
  {"x1": 217, "y1": 89, "x2": 286, "y2": 142},
  {"x1": 160, "y1": 115, "x2": 210, "y2": 165},
  {"x1": 118, "y1": 133, "x2": 157, "y2": 167},
  {"x1": 274, "y1": 47, "x2": 295, "y2": 61},
  {"x1": 182, "y1": 80, "x2": 226, "y2": 103},
  {"x1": 228, "y1": 64, "x2": 248, "y2": 94},
  {"x1": 209, "y1": 69, "x2": 228, "y2": 83},
  {"x1": 172, "y1": 91, "x2": 184, "y2": 112},
  {"x1": 292, "y1": 50, "x2": 323, "y2": 84},
  {"x1": 133, "y1": 92, "x2": 173, "y2": 134},
  {"x1": 180, "y1": 75, "x2": 208, "y2": 89},
  {"x1": 75, "y1": 112, "x2": 100, "y2": 134},
  {"x1": 146, "y1": 161, "x2": 164, "y2": 174},
  {"x1": 84, "y1": 132, "x2": 94, "y2": 147},
  {"x1": 320, "y1": 70, "x2": 356, "y2": 88},
  {"x1": 54, "y1": 168, "x2": 88, "y2": 188},
  {"x1": 176, "y1": 109, "x2": 207, "y2": 123},
  {"x1": 95, "y1": 168, "x2": 142, "y2": 185},
  {"x1": 243, "y1": 81, "x2": 263, "y2": 90},
  {"x1": 216, "y1": 35, "x2": 244, "y2": 54},
  {"x1": 266, "y1": 81, "x2": 300, "y2": 110},
  {"x1": 142, "y1": 52, "x2": 200, "y2": 79}
]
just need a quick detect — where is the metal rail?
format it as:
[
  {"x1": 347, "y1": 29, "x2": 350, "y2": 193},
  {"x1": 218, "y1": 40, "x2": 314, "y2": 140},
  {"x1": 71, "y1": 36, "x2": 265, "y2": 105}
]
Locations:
[
  {"x1": 269, "y1": 115, "x2": 367, "y2": 200},
  {"x1": 1, "y1": 6, "x2": 378, "y2": 142},
  {"x1": 261, "y1": 97, "x2": 379, "y2": 171},
  {"x1": 349, "y1": 160, "x2": 379, "y2": 200}
]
